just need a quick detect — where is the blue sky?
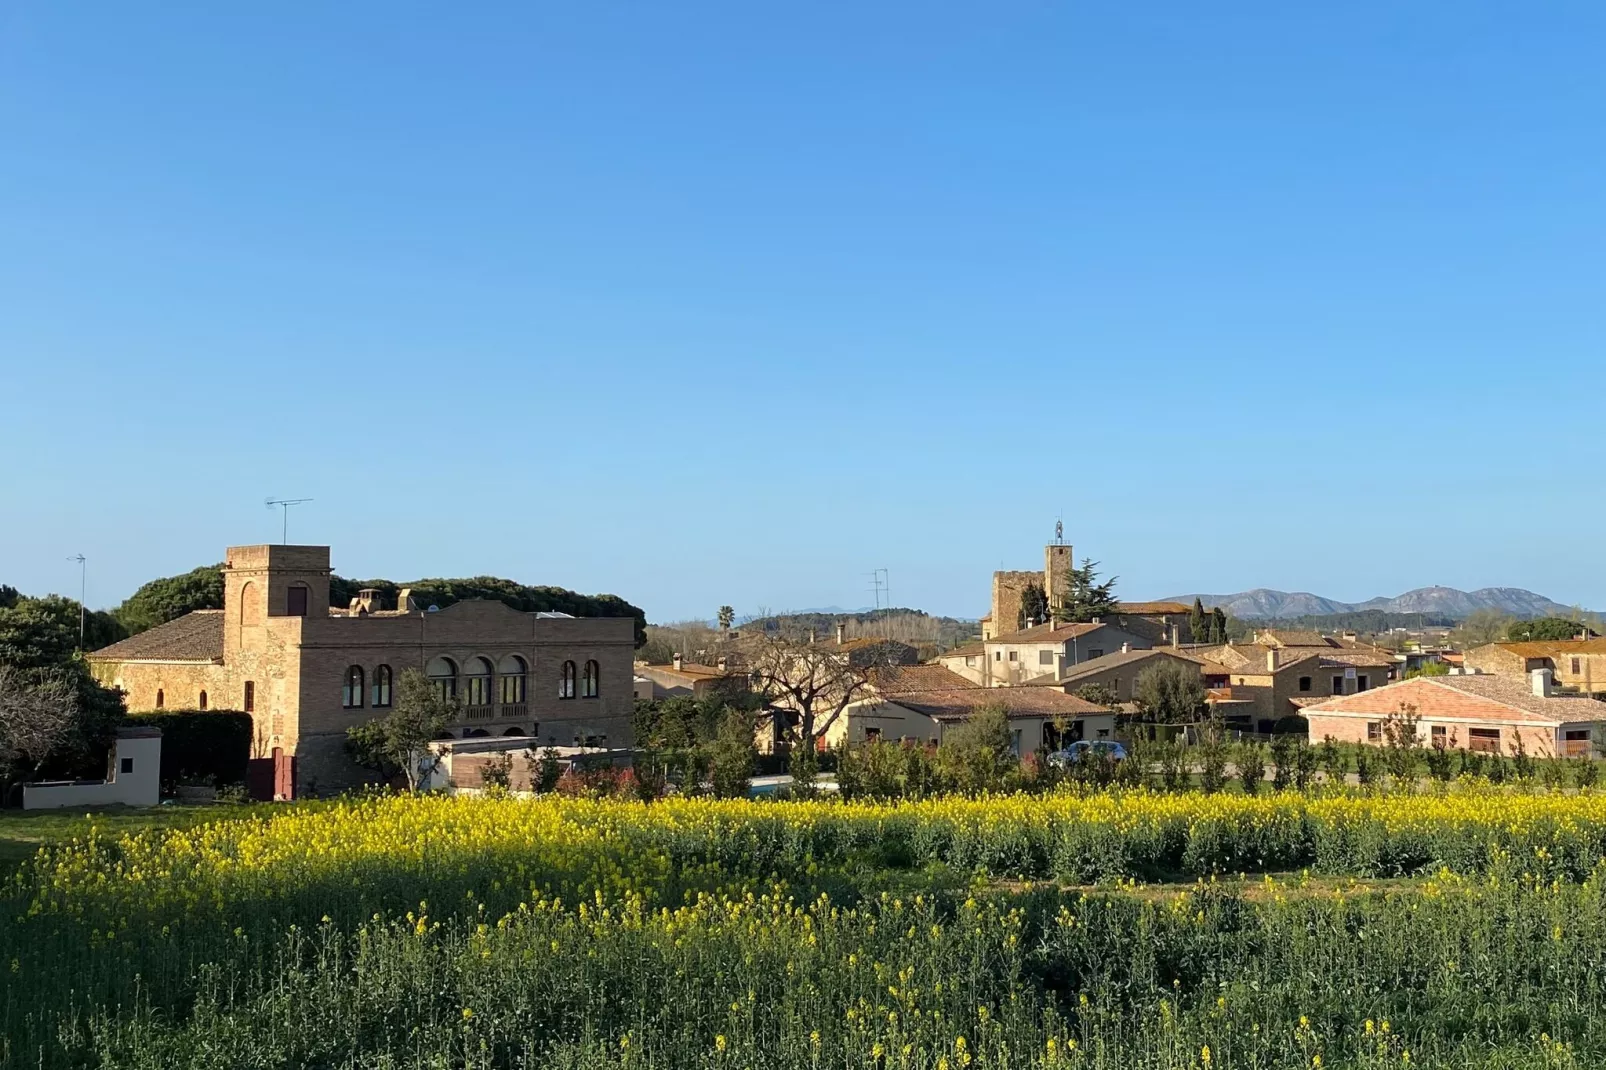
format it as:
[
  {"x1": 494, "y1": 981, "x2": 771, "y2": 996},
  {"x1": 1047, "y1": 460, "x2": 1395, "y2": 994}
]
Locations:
[{"x1": 3, "y1": 2, "x2": 1604, "y2": 622}]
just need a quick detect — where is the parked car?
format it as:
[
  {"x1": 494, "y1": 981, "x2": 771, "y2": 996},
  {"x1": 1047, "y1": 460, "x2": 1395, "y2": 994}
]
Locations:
[{"x1": 1047, "y1": 740, "x2": 1127, "y2": 768}]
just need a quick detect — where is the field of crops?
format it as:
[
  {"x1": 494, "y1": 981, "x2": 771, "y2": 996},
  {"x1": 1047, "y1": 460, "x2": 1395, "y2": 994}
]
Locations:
[{"x1": 9, "y1": 787, "x2": 1606, "y2": 1067}]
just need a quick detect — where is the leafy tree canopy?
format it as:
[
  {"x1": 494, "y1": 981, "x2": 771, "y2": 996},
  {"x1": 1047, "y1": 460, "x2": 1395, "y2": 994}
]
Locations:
[
  {"x1": 0, "y1": 594, "x2": 125, "y2": 669},
  {"x1": 111, "y1": 565, "x2": 647, "y2": 646},
  {"x1": 114, "y1": 565, "x2": 225, "y2": 635},
  {"x1": 1505, "y1": 617, "x2": 1596, "y2": 642},
  {"x1": 1133, "y1": 660, "x2": 1208, "y2": 724}
]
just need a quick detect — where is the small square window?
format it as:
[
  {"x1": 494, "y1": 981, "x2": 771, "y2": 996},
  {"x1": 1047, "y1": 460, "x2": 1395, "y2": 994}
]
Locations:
[
  {"x1": 119, "y1": 757, "x2": 134, "y2": 774},
  {"x1": 1298, "y1": 676, "x2": 1312, "y2": 692},
  {"x1": 1007, "y1": 651, "x2": 1017, "y2": 662},
  {"x1": 1039, "y1": 650, "x2": 1054, "y2": 666},
  {"x1": 1366, "y1": 722, "x2": 1381, "y2": 742}
]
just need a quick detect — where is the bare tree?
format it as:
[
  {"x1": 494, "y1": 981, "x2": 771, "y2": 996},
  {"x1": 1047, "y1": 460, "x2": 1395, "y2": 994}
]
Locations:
[
  {"x1": 0, "y1": 666, "x2": 82, "y2": 785},
  {"x1": 742, "y1": 633, "x2": 886, "y2": 753}
]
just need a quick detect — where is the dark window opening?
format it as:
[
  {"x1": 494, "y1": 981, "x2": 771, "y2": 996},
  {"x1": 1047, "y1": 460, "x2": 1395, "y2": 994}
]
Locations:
[
  {"x1": 372, "y1": 665, "x2": 392, "y2": 708},
  {"x1": 582, "y1": 660, "x2": 600, "y2": 698},
  {"x1": 1367, "y1": 722, "x2": 1381, "y2": 741},
  {"x1": 559, "y1": 661, "x2": 577, "y2": 699},
  {"x1": 119, "y1": 757, "x2": 134, "y2": 775},
  {"x1": 1298, "y1": 676, "x2": 1312, "y2": 692},
  {"x1": 1331, "y1": 675, "x2": 1345, "y2": 695},
  {"x1": 287, "y1": 586, "x2": 309, "y2": 616},
  {"x1": 1357, "y1": 674, "x2": 1370, "y2": 692},
  {"x1": 243, "y1": 681, "x2": 255, "y2": 712},
  {"x1": 342, "y1": 665, "x2": 365, "y2": 709},
  {"x1": 155, "y1": 689, "x2": 164, "y2": 709}
]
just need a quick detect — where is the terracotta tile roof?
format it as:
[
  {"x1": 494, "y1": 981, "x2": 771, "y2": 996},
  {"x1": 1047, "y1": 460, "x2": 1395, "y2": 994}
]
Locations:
[
  {"x1": 885, "y1": 687, "x2": 1107, "y2": 721},
  {"x1": 937, "y1": 642, "x2": 985, "y2": 659},
  {"x1": 1021, "y1": 648, "x2": 1195, "y2": 685},
  {"x1": 636, "y1": 661, "x2": 733, "y2": 681},
  {"x1": 1300, "y1": 675, "x2": 1606, "y2": 726},
  {"x1": 1255, "y1": 630, "x2": 1335, "y2": 648},
  {"x1": 835, "y1": 637, "x2": 915, "y2": 654},
  {"x1": 1488, "y1": 639, "x2": 1606, "y2": 658},
  {"x1": 985, "y1": 621, "x2": 1105, "y2": 645},
  {"x1": 88, "y1": 610, "x2": 224, "y2": 663},
  {"x1": 869, "y1": 665, "x2": 980, "y2": 694},
  {"x1": 1118, "y1": 601, "x2": 1193, "y2": 616}
]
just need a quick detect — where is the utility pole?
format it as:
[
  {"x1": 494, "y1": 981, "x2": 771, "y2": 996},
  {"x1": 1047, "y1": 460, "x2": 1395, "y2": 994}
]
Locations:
[{"x1": 67, "y1": 554, "x2": 86, "y2": 646}]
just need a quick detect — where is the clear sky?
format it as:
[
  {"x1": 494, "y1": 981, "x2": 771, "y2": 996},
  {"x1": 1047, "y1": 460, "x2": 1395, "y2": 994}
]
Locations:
[{"x1": 3, "y1": 3, "x2": 1604, "y2": 622}]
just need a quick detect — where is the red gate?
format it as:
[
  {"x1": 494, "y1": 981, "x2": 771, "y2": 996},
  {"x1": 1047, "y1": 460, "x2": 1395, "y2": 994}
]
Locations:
[{"x1": 247, "y1": 748, "x2": 297, "y2": 801}]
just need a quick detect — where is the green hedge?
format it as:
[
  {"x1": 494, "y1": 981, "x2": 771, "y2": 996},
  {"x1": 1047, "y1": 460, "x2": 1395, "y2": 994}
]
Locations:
[{"x1": 125, "y1": 710, "x2": 252, "y2": 790}]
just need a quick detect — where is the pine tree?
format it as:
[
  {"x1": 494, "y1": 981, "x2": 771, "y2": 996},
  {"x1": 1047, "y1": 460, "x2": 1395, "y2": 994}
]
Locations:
[
  {"x1": 1050, "y1": 559, "x2": 1120, "y2": 624},
  {"x1": 1189, "y1": 598, "x2": 1207, "y2": 644}
]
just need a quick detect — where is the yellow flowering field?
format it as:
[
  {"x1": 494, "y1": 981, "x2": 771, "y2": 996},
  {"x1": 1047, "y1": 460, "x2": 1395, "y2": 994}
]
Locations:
[{"x1": 8, "y1": 786, "x2": 1606, "y2": 1067}]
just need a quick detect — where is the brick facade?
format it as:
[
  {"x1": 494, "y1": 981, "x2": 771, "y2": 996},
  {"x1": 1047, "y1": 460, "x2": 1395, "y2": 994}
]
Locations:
[{"x1": 91, "y1": 544, "x2": 637, "y2": 796}]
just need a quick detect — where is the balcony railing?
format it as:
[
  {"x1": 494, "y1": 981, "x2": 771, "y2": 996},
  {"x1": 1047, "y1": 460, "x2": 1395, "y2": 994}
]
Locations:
[
  {"x1": 463, "y1": 705, "x2": 494, "y2": 721},
  {"x1": 1562, "y1": 739, "x2": 1592, "y2": 758},
  {"x1": 502, "y1": 704, "x2": 528, "y2": 720}
]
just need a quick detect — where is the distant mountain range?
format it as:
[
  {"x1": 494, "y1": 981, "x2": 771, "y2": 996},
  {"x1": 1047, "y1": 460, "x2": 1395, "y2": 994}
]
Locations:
[{"x1": 1166, "y1": 586, "x2": 1583, "y2": 622}]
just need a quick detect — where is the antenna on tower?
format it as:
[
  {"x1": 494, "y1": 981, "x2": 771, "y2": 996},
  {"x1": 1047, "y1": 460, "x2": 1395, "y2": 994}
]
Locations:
[{"x1": 265, "y1": 497, "x2": 313, "y2": 544}]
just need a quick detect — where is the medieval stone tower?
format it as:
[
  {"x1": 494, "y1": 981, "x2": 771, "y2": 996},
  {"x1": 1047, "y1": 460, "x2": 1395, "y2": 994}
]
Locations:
[{"x1": 985, "y1": 539, "x2": 1073, "y2": 639}]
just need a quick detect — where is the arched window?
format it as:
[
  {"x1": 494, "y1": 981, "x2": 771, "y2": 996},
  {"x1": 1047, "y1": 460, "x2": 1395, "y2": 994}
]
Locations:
[
  {"x1": 372, "y1": 665, "x2": 393, "y2": 708},
  {"x1": 498, "y1": 655, "x2": 527, "y2": 704},
  {"x1": 464, "y1": 656, "x2": 493, "y2": 706},
  {"x1": 427, "y1": 656, "x2": 458, "y2": 700},
  {"x1": 198, "y1": 690, "x2": 208, "y2": 710},
  {"x1": 582, "y1": 660, "x2": 600, "y2": 698},
  {"x1": 239, "y1": 582, "x2": 259, "y2": 628},
  {"x1": 502, "y1": 725, "x2": 527, "y2": 736},
  {"x1": 155, "y1": 689, "x2": 164, "y2": 709},
  {"x1": 559, "y1": 660, "x2": 577, "y2": 699},
  {"x1": 342, "y1": 665, "x2": 365, "y2": 709}
]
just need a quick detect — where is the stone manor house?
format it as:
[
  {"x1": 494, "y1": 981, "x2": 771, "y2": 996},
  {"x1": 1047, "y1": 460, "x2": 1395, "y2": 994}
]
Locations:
[{"x1": 87, "y1": 544, "x2": 637, "y2": 796}]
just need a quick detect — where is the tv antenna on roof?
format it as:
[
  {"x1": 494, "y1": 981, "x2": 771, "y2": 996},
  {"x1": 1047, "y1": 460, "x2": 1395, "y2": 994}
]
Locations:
[{"x1": 265, "y1": 497, "x2": 313, "y2": 544}]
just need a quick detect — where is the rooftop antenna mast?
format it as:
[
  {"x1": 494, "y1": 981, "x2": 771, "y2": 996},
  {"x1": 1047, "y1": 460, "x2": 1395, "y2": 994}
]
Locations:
[
  {"x1": 866, "y1": 568, "x2": 890, "y2": 637},
  {"x1": 66, "y1": 554, "x2": 86, "y2": 646},
  {"x1": 265, "y1": 497, "x2": 313, "y2": 544}
]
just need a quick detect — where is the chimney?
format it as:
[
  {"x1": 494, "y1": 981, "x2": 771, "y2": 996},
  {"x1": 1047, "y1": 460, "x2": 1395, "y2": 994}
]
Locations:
[
  {"x1": 357, "y1": 588, "x2": 379, "y2": 614},
  {"x1": 1121, "y1": 642, "x2": 1130, "y2": 654},
  {"x1": 1267, "y1": 648, "x2": 1279, "y2": 672},
  {"x1": 1052, "y1": 651, "x2": 1066, "y2": 681},
  {"x1": 398, "y1": 587, "x2": 418, "y2": 612},
  {"x1": 1091, "y1": 616, "x2": 1102, "y2": 626},
  {"x1": 1170, "y1": 624, "x2": 1180, "y2": 648},
  {"x1": 717, "y1": 655, "x2": 728, "y2": 672},
  {"x1": 1531, "y1": 667, "x2": 1553, "y2": 698},
  {"x1": 672, "y1": 653, "x2": 683, "y2": 671},
  {"x1": 836, "y1": 623, "x2": 846, "y2": 645}
]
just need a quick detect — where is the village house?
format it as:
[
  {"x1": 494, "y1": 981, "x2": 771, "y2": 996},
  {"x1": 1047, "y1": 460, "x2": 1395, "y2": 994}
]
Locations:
[
  {"x1": 634, "y1": 653, "x2": 748, "y2": 700},
  {"x1": 1020, "y1": 647, "x2": 1211, "y2": 705},
  {"x1": 828, "y1": 664, "x2": 1116, "y2": 752},
  {"x1": 1464, "y1": 638, "x2": 1606, "y2": 697},
  {"x1": 1301, "y1": 669, "x2": 1604, "y2": 757},
  {"x1": 1182, "y1": 634, "x2": 1397, "y2": 734},
  {"x1": 87, "y1": 544, "x2": 638, "y2": 797}
]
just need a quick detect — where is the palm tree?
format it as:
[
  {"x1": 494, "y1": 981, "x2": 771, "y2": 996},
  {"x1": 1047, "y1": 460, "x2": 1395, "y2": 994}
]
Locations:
[{"x1": 717, "y1": 605, "x2": 735, "y2": 633}]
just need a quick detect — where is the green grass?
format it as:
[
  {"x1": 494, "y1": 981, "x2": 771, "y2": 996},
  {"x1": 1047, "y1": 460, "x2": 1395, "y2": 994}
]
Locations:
[{"x1": 0, "y1": 802, "x2": 255, "y2": 876}]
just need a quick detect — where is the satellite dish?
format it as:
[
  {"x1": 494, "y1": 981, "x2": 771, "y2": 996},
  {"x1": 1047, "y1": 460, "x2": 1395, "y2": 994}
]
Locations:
[{"x1": 427, "y1": 605, "x2": 440, "y2": 613}]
